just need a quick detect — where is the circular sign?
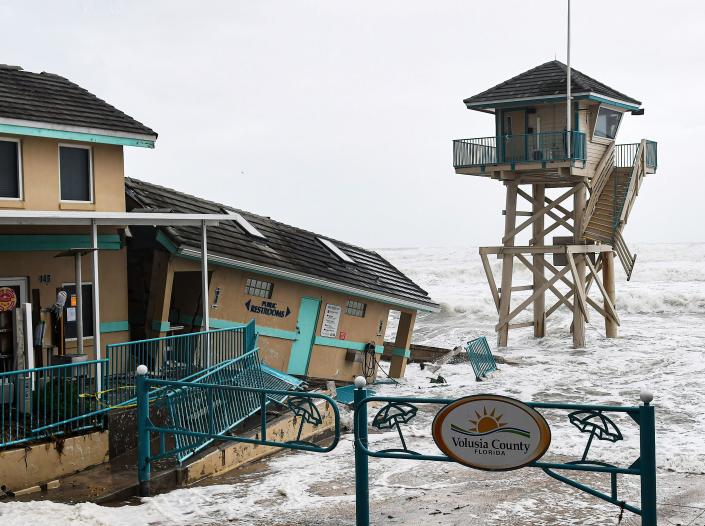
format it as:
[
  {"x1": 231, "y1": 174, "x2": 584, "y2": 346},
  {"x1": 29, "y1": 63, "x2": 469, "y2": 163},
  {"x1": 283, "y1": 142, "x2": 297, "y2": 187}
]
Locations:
[
  {"x1": 0, "y1": 287, "x2": 17, "y2": 312},
  {"x1": 432, "y1": 394, "x2": 551, "y2": 471}
]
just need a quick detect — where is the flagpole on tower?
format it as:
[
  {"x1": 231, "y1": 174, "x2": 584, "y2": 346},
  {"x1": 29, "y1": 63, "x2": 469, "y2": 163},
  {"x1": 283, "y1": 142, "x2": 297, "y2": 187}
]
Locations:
[{"x1": 566, "y1": 0, "x2": 572, "y2": 158}]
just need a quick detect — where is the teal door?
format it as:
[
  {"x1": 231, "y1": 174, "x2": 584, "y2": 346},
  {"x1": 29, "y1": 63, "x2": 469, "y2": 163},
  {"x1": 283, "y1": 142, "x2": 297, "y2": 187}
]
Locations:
[{"x1": 287, "y1": 297, "x2": 321, "y2": 375}]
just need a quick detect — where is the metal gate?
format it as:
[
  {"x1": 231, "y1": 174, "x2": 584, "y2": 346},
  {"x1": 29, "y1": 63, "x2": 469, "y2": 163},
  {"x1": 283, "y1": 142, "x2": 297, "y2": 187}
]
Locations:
[{"x1": 352, "y1": 379, "x2": 657, "y2": 526}]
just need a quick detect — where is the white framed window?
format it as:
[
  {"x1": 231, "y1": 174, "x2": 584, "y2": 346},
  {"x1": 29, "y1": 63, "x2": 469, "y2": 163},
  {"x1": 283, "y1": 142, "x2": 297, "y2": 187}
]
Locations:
[
  {"x1": 593, "y1": 106, "x2": 623, "y2": 140},
  {"x1": 0, "y1": 138, "x2": 22, "y2": 200},
  {"x1": 346, "y1": 300, "x2": 366, "y2": 318},
  {"x1": 245, "y1": 278, "x2": 273, "y2": 299},
  {"x1": 59, "y1": 144, "x2": 93, "y2": 202}
]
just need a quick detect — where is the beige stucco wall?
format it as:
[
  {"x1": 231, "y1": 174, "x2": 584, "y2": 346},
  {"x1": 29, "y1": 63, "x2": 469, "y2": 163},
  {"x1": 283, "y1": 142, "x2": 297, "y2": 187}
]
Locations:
[
  {"x1": 0, "y1": 430, "x2": 109, "y2": 492},
  {"x1": 0, "y1": 134, "x2": 125, "y2": 212},
  {"x1": 167, "y1": 258, "x2": 404, "y2": 382},
  {"x1": 0, "y1": 242, "x2": 130, "y2": 362}
]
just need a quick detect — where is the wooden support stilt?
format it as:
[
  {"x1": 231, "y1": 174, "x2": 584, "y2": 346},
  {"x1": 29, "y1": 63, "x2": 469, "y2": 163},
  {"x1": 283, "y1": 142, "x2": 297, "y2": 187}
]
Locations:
[
  {"x1": 572, "y1": 184, "x2": 587, "y2": 348},
  {"x1": 497, "y1": 183, "x2": 518, "y2": 347},
  {"x1": 480, "y1": 252, "x2": 500, "y2": 313},
  {"x1": 601, "y1": 251, "x2": 618, "y2": 338},
  {"x1": 532, "y1": 184, "x2": 546, "y2": 337}
]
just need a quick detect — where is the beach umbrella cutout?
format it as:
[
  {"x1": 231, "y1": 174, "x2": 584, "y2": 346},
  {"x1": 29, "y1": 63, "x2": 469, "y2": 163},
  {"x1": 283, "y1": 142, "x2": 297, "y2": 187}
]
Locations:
[
  {"x1": 372, "y1": 402, "x2": 419, "y2": 454},
  {"x1": 287, "y1": 396, "x2": 323, "y2": 442},
  {"x1": 568, "y1": 410, "x2": 623, "y2": 462}
]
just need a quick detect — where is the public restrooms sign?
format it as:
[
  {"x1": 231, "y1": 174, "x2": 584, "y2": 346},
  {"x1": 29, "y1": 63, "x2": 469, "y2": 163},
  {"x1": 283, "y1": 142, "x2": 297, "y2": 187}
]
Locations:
[{"x1": 432, "y1": 394, "x2": 551, "y2": 471}]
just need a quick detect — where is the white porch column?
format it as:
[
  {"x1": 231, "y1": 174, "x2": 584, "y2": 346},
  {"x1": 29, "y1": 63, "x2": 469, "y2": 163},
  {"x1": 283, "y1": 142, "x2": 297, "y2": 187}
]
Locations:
[
  {"x1": 75, "y1": 251, "x2": 84, "y2": 355},
  {"x1": 92, "y1": 220, "x2": 102, "y2": 392},
  {"x1": 201, "y1": 220, "x2": 210, "y2": 366}
]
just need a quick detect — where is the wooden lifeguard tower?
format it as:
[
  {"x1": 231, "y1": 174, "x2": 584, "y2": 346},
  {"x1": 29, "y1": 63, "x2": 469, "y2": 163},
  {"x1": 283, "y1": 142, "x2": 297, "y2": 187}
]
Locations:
[{"x1": 452, "y1": 61, "x2": 657, "y2": 347}]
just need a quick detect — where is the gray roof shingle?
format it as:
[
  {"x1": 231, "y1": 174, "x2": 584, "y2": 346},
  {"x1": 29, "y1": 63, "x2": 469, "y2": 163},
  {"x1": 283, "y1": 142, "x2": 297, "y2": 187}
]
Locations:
[
  {"x1": 0, "y1": 64, "x2": 156, "y2": 137},
  {"x1": 125, "y1": 178, "x2": 438, "y2": 311},
  {"x1": 464, "y1": 60, "x2": 641, "y2": 108}
]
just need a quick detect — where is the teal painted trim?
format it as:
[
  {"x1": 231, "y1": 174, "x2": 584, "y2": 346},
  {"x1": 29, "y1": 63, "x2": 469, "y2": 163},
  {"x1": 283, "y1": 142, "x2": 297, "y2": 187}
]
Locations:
[
  {"x1": 468, "y1": 94, "x2": 640, "y2": 112},
  {"x1": 100, "y1": 320, "x2": 129, "y2": 333},
  {"x1": 314, "y1": 336, "x2": 367, "y2": 351},
  {"x1": 208, "y1": 318, "x2": 245, "y2": 329},
  {"x1": 391, "y1": 347, "x2": 411, "y2": 358},
  {"x1": 151, "y1": 320, "x2": 171, "y2": 332},
  {"x1": 586, "y1": 95, "x2": 640, "y2": 111},
  {"x1": 156, "y1": 230, "x2": 178, "y2": 254},
  {"x1": 0, "y1": 123, "x2": 155, "y2": 148},
  {"x1": 0, "y1": 234, "x2": 121, "y2": 251},
  {"x1": 313, "y1": 337, "x2": 382, "y2": 354},
  {"x1": 256, "y1": 325, "x2": 298, "y2": 341}
]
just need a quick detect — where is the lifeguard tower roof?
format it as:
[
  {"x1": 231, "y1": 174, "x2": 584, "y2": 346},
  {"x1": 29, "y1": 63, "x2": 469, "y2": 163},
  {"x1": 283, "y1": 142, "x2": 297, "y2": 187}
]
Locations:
[{"x1": 463, "y1": 60, "x2": 641, "y2": 112}]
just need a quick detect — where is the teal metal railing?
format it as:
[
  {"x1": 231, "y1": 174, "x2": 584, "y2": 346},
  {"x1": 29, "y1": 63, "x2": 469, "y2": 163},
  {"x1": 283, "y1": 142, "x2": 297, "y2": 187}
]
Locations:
[
  {"x1": 104, "y1": 325, "x2": 251, "y2": 407},
  {"x1": 0, "y1": 359, "x2": 106, "y2": 449},
  {"x1": 136, "y1": 369, "x2": 340, "y2": 496},
  {"x1": 164, "y1": 347, "x2": 298, "y2": 462},
  {"x1": 615, "y1": 141, "x2": 658, "y2": 170},
  {"x1": 453, "y1": 136, "x2": 497, "y2": 167},
  {"x1": 465, "y1": 336, "x2": 497, "y2": 380},
  {"x1": 453, "y1": 131, "x2": 586, "y2": 168},
  {"x1": 615, "y1": 143, "x2": 639, "y2": 168},
  {"x1": 353, "y1": 387, "x2": 657, "y2": 526},
  {"x1": 0, "y1": 324, "x2": 262, "y2": 451}
]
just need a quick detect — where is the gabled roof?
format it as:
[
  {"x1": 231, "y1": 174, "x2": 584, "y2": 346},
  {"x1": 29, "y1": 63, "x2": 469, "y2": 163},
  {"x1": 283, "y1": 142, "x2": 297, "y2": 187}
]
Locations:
[
  {"x1": 125, "y1": 178, "x2": 439, "y2": 312},
  {"x1": 0, "y1": 64, "x2": 156, "y2": 138},
  {"x1": 464, "y1": 60, "x2": 641, "y2": 110}
]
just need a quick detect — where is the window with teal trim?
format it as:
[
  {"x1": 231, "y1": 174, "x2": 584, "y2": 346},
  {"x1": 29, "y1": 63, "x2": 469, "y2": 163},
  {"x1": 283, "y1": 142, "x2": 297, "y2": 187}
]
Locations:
[
  {"x1": 245, "y1": 278, "x2": 273, "y2": 299},
  {"x1": 346, "y1": 300, "x2": 366, "y2": 318}
]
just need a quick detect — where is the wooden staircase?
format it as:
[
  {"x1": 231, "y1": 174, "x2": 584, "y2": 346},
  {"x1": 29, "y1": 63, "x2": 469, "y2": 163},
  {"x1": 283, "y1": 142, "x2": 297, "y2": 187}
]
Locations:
[{"x1": 582, "y1": 140, "x2": 650, "y2": 280}]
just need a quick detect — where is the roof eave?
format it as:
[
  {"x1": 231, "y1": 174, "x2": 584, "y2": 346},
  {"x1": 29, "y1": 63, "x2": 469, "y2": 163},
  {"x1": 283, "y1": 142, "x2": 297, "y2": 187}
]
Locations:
[
  {"x1": 464, "y1": 91, "x2": 641, "y2": 112},
  {"x1": 0, "y1": 117, "x2": 157, "y2": 148}
]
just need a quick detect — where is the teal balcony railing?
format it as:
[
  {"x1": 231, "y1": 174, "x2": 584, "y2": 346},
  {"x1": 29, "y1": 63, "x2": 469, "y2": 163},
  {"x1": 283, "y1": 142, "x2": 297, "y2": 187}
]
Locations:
[
  {"x1": 615, "y1": 141, "x2": 658, "y2": 170},
  {"x1": 453, "y1": 131, "x2": 586, "y2": 168}
]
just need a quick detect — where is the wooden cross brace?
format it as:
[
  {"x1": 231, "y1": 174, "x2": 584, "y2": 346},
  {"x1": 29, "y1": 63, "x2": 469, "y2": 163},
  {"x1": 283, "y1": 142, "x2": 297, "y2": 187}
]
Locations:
[{"x1": 506, "y1": 186, "x2": 581, "y2": 243}]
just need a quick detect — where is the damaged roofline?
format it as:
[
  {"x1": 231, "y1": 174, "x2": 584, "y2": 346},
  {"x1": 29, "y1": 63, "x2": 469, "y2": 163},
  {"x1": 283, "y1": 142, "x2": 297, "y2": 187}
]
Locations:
[{"x1": 176, "y1": 246, "x2": 440, "y2": 313}]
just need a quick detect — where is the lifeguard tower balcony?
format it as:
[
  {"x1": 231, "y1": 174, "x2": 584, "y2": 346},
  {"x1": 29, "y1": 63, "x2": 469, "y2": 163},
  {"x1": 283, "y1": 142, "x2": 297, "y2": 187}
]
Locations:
[{"x1": 452, "y1": 61, "x2": 657, "y2": 348}]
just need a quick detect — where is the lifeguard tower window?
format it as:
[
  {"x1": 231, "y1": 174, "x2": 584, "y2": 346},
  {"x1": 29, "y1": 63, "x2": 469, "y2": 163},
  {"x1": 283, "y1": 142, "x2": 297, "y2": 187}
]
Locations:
[
  {"x1": 0, "y1": 139, "x2": 21, "y2": 199},
  {"x1": 245, "y1": 278, "x2": 273, "y2": 299},
  {"x1": 594, "y1": 107, "x2": 623, "y2": 139},
  {"x1": 346, "y1": 300, "x2": 366, "y2": 318},
  {"x1": 59, "y1": 145, "x2": 92, "y2": 202},
  {"x1": 61, "y1": 283, "x2": 95, "y2": 339}
]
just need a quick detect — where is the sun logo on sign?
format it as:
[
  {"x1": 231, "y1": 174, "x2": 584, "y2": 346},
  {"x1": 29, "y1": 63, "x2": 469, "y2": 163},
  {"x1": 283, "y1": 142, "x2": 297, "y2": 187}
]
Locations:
[{"x1": 470, "y1": 406, "x2": 506, "y2": 433}]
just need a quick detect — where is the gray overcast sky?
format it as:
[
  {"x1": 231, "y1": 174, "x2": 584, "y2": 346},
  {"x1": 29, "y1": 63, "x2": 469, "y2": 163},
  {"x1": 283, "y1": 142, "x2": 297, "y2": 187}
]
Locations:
[{"x1": 2, "y1": 1, "x2": 702, "y2": 247}]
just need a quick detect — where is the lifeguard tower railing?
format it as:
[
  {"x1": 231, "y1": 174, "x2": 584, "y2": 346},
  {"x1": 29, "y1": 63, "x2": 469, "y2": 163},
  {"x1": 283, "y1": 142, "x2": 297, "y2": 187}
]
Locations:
[
  {"x1": 453, "y1": 132, "x2": 657, "y2": 171},
  {"x1": 0, "y1": 322, "x2": 284, "y2": 451},
  {"x1": 453, "y1": 131, "x2": 586, "y2": 168}
]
